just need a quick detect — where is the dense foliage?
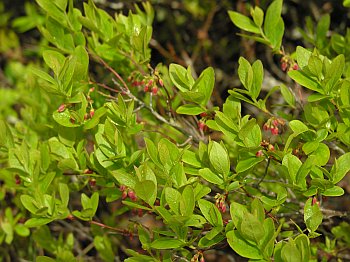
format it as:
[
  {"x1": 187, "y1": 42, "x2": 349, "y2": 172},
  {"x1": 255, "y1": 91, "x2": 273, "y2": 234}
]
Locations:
[{"x1": 1, "y1": 0, "x2": 350, "y2": 261}]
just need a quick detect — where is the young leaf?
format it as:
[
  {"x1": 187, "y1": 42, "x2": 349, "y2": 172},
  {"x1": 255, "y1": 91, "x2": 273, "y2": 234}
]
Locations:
[
  {"x1": 134, "y1": 180, "x2": 156, "y2": 206},
  {"x1": 304, "y1": 198, "x2": 323, "y2": 232},
  {"x1": 227, "y1": 230, "x2": 263, "y2": 259},
  {"x1": 176, "y1": 104, "x2": 205, "y2": 115},
  {"x1": 228, "y1": 11, "x2": 260, "y2": 34},
  {"x1": 198, "y1": 199, "x2": 223, "y2": 227},
  {"x1": 208, "y1": 141, "x2": 230, "y2": 176}
]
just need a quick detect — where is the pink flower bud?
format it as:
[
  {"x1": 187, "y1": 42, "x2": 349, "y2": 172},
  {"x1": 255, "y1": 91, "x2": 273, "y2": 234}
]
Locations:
[
  {"x1": 119, "y1": 185, "x2": 126, "y2": 191},
  {"x1": 292, "y1": 63, "x2": 299, "y2": 70},
  {"x1": 128, "y1": 190, "x2": 137, "y2": 201},
  {"x1": 268, "y1": 144, "x2": 275, "y2": 151},
  {"x1": 122, "y1": 191, "x2": 128, "y2": 200},
  {"x1": 198, "y1": 121, "x2": 206, "y2": 131},
  {"x1": 281, "y1": 62, "x2": 288, "y2": 72},
  {"x1": 144, "y1": 86, "x2": 149, "y2": 92},
  {"x1": 57, "y1": 104, "x2": 66, "y2": 113},
  {"x1": 159, "y1": 78, "x2": 164, "y2": 87}
]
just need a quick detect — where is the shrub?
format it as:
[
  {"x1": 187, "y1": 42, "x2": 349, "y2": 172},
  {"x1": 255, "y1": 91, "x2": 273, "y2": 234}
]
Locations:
[{"x1": 0, "y1": 0, "x2": 350, "y2": 261}]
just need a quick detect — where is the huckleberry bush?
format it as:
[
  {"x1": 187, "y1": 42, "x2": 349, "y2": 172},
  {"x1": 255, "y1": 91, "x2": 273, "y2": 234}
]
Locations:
[{"x1": 0, "y1": 0, "x2": 350, "y2": 261}]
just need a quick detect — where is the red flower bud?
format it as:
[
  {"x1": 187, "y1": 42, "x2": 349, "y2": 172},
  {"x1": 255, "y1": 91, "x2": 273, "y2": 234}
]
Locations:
[
  {"x1": 271, "y1": 127, "x2": 279, "y2": 135},
  {"x1": 158, "y1": 78, "x2": 164, "y2": 87},
  {"x1": 89, "y1": 109, "x2": 95, "y2": 118},
  {"x1": 198, "y1": 121, "x2": 206, "y2": 131},
  {"x1": 200, "y1": 112, "x2": 207, "y2": 117},
  {"x1": 138, "y1": 209, "x2": 143, "y2": 217},
  {"x1": 89, "y1": 179, "x2": 96, "y2": 187},
  {"x1": 256, "y1": 150, "x2": 263, "y2": 157},
  {"x1": 122, "y1": 191, "x2": 128, "y2": 200},
  {"x1": 144, "y1": 86, "x2": 149, "y2": 92},
  {"x1": 292, "y1": 63, "x2": 299, "y2": 70},
  {"x1": 272, "y1": 119, "x2": 279, "y2": 127},
  {"x1": 57, "y1": 104, "x2": 66, "y2": 112},
  {"x1": 66, "y1": 214, "x2": 75, "y2": 221},
  {"x1": 119, "y1": 185, "x2": 126, "y2": 192},
  {"x1": 15, "y1": 174, "x2": 21, "y2": 185},
  {"x1": 281, "y1": 62, "x2": 288, "y2": 72},
  {"x1": 83, "y1": 169, "x2": 93, "y2": 174},
  {"x1": 263, "y1": 123, "x2": 269, "y2": 131},
  {"x1": 152, "y1": 86, "x2": 158, "y2": 95},
  {"x1": 128, "y1": 190, "x2": 137, "y2": 201}
]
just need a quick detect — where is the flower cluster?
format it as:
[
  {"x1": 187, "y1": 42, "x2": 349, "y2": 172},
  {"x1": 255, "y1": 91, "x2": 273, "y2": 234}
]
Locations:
[
  {"x1": 215, "y1": 193, "x2": 227, "y2": 213},
  {"x1": 280, "y1": 56, "x2": 299, "y2": 72},
  {"x1": 128, "y1": 71, "x2": 164, "y2": 96},
  {"x1": 191, "y1": 251, "x2": 205, "y2": 262},
  {"x1": 263, "y1": 118, "x2": 285, "y2": 136},
  {"x1": 119, "y1": 185, "x2": 137, "y2": 201}
]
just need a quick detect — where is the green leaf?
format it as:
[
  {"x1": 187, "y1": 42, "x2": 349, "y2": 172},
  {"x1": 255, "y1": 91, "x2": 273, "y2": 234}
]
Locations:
[
  {"x1": 169, "y1": 64, "x2": 194, "y2": 92},
  {"x1": 144, "y1": 138, "x2": 162, "y2": 168},
  {"x1": 198, "y1": 168, "x2": 224, "y2": 185},
  {"x1": 208, "y1": 141, "x2": 230, "y2": 176},
  {"x1": 192, "y1": 67, "x2": 215, "y2": 105},
  {"x1": 344, "y1": 0, "x2": 350, "y2": 7},
  {"x1": 59, "y1": 183, "x2": 69, "y2": 207},
  {"x1": 134, "y1": 180, "x2": 156, "y2": 206},
  {"x1": 296, "y1": 46, "x2": 312, "y2": 69},
  {"x1": 282, "y1": 153, "x2": 302, "y2": 183},
  {"x1": 240, "y1": 213, "x2": 265, "y2": 244},
  {"x1": 281, "y1": 239, "x2": 302, "y2": 262},
  {"x1": 251, "y1": 6, "x2": 264, "y2": 28},
  {"x1": 0, "y1": 120, "x2": 14, "y2": 149},
  {"x1": 238, "y1": 119, "x2": 261, "y2": 147},
  {"x1": 236, "y1": 157, "x2": 264, "y2": 173},
  {"x1": 180, "y1": 185, "x2": 195, "y2": 216},
  {"x1": 295, "y1": 234, "x2": 311, "y2": 262},
  {"x1": 43, "y1": 50, "x2": 65, "y2": 76},
  {"x1": 238, "y1": 57, "x2": 253, "y2": 92},
  {"x1": 110, "y1": 169, "x2": 137, "y2": 188},
  {"x1": 24, "y1": 218, "x2": 53, "y2": 228},
  {"x1": 176, "y1": 104, "x2": 205, "y2": 115},
  {"x1": 230, "y1": 201, "x2": 249, "y2": 228},
  {"x1": 289, "y1": 120, "x2": 308, "y2": 135},
  {"x1": 322, "y1": 186, "x2": 344, "y2": 197},
  {"x1": 150, "y1": 238, "x2": 183, "y2": 249},
  {"x1": 164, "y1": 187, "x2": 181, "y2": 215},
  {"x1": 198, "y1": 199, "x2": 223, "y2": 227},
  {"x1": 36, "y1": 256, "x2": 56, "y2": 262},
  {"x1": 36, "y1": 0, "x2": 67, "y2": 26},
  {"x1": 227, "y1": 230, "x2": 263, "y2": 259},
  {"x1": 288, "y1": 70, "x2": 322, "y2": 93},
  {"x1": 330, "y1": 152, "x2": 350, "y2": 183},
  {"x1": 94, "y1": 235, "x2": 115, "y2": 262},
  {"x1": 14, "y1": 224, "x2": 30, "y2": 237},
  {"x1": 280, "y1": 84, "x2": 296, "y2": 107},
  {"x1": 20, "y1": 195, "x2": 38, "y2": 214},
  {"x1": 53, "y1": 110, "x2": 80, "y2": 127},
  {"x1": 251, "y1": 60, "x2": 263, "y2": 100},
  {"x1": 228, "y1": 11, "x2": 260, "y2": 34},
  {"x1": 304, "y1": 198, "x2": 323, "y2": 232},
  {"x1": 264, "y1": 0, "x2": 284, "y2": 49}
]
